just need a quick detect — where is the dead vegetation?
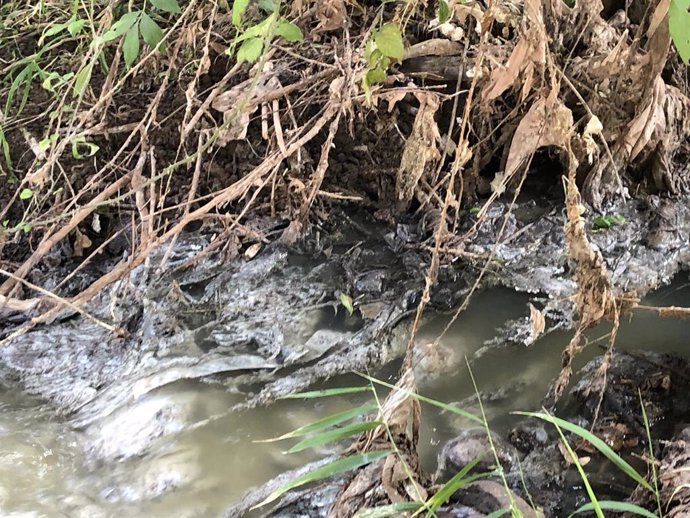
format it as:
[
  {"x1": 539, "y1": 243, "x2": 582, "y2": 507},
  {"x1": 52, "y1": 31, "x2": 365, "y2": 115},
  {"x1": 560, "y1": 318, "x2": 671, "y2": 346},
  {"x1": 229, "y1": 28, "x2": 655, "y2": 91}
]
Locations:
[
  {"x1": 1, "y1": 0, "x2": 690, "y2": 514},
  {"x1": 0, "y1": 0, "x2": 688, "y2": 324}
]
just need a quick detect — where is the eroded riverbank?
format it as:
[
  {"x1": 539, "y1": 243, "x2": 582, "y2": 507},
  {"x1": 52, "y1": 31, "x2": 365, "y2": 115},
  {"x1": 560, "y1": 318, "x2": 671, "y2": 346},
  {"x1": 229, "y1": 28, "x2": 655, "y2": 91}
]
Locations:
[{"x1": 1, "y1": 199, "x2": 690, "y2": 516}]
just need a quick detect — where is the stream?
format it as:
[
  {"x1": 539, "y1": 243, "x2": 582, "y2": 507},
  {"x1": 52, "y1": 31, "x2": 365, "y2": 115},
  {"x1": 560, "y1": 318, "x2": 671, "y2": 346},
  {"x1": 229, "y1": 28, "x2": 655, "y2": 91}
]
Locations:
[{"x1": 1, "y1": 272, "x2": 689, "y2": 517}]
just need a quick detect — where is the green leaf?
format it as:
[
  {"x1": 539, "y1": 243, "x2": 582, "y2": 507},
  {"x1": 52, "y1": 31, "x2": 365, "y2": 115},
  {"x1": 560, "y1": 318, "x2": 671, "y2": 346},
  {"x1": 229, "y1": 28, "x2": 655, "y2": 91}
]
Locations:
[
  {"x1": 233, "y1": 0, "x2": 250, "y2": 27},
  {"x1": 39, "y1": 16, "x2": 74, "y2": 44},
  {"x1": 256, "y1": 403, "x2": 379, "y2": 443},
  {"x1": 71, "y1": 136, "x2": 100, "y2": 159},
  {"x1": 569, "y1": 501, "x2": 658, "y2": 518},
  {"x1": 67, "y1": 18, "x2": 86, "y2": 36},
  {"x1": 592, "y1": 213, "x2": 625, "y2": 230},
  {"x1": 38, "y1": 133, "x2": 58, "y2": 152},
  {"x1": 15, "y1": 222, "x2": 32, "y2": 233},
  {"x1": 73, "y1": 62, "x2": 94, "y2": 97},
  {"x1": 140, "y1": 13, "x2": 165, "y2": 48},
  {"x1": 438, "y1": 0, "x2": 452, "y2": 23},
  {"x1": 424, "y1": 455, "x2": 488, "y2": 515},
  {"x1": 19, "y1": 188, "x2": 33, "y2": 200},
  {"x1": 670, "y1": 0, "x2": 690, "y2": 64},
  {"x1": 236, "y1": 37, "x2": 264, "y2": 63},
  {"x1": 252, "y1": 450, "x2": 392, "y2": 509},
  {"x1": 281, "y1": 386, "x2": 372, "y2": 399},
  {"x1": 123, "y1": 25, "x2": 141, "y2": 68},
  {"x1": 374, "y1": 23, "x2": 404, "y2": 61},
  {"x1": 0, "y1": 124, "x2": 11, "y2": 171},
  {"x1": 516, "y1": 411, "x2": 653, "y2": 491},
  {"x1": 243, "y1": 13, "x2": 278, "y2": 39},
  {"x1": 99, "y1": 11, "x2": 140, "y2": 43},
  {"x1": 483, "y1": 509, "x2": 511, "y2": 518},
  {"x1": 258, "y1": 0, "x2": 280, "y2": 12},
  {"x1": 275, "y1": 20, "x2": 303, "y2": 42},
  {"x1": 354, "y1": 502, "x2": 423, "y2": 518},
  {"x1": 287, "y1": 420, "x2": 382, "y2": 453},
  {"x1": 551, "y1": 417, "x2": 604, "y2": 518},
  {"x1": 339, "y1": 292, "x2": 354, "y2": 315},
  {"x1": 365, "y1": 67, "x2": 387, "y2": 85},
  {"x1": 150, "y1": 0, "x2": 182, "y2": 14}
]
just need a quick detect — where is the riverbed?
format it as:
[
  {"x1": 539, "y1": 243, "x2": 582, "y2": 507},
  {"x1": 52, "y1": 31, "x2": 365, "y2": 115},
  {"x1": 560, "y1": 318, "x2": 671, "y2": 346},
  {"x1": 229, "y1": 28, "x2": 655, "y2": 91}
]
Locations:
[{"x1": 1, "y1": 274, "x2": 689, "y2": 517}]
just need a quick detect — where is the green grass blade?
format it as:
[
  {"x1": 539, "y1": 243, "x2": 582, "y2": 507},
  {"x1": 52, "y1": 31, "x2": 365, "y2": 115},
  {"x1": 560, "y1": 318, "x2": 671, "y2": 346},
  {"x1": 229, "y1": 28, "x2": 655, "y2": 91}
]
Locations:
[
  {"x1": 569, "y1": 501, "x2": 658, "y2": 518},
  {"x1": 281, "y1": 386, "x2": 372, "y2": 399},
  {"x1": 255, "y1": 403, "x2": 379, "y2": 443},
  {"x1": 638, "y1": 390, "x2": 662, "y2": 517},
  {"x1": 483, "y1": 509, "x2": 511, "y2": 518},
  {"x1": 252, "y1": 449, "x2": 392, "y2": 509},
  {"x1": 550, "y1": 416, "x2": 604, "y2": 518},
  {"x1": 354, "y1": 502, "x2": 423, "y2": 517},
  {"x1": 516, "y1": 411, "x2": 653, "y2": 491},
  {"x1": 422, "y1": 454, "x2": 488, "y2": 516},
  {"x1": 287, "y1": 420, "x2": 382, "y2": 453},
  {"x1": 358, "y1": 373, "x2": 482, "y2": 424}
]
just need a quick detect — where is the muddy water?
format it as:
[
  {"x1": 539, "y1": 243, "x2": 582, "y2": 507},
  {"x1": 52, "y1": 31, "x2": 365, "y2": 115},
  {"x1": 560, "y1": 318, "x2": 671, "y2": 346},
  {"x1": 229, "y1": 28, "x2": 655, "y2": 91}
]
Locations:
[{"x1": 1, "y1": 277, "x2": 689, "y2": 517}]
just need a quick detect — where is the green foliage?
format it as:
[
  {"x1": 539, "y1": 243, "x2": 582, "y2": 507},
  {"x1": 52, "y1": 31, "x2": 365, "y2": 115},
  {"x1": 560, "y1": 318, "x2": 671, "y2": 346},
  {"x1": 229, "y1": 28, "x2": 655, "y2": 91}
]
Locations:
[
  {"x1": 71, "y1": 136, "x2": 100, "y2": 159},
  {"x1": 140, "y1": 13, "x2": 165, "y2": 48},
  {"x1": 374, "y1": 24, "x2": 404, "y2": 61},
  {"x1": 592, "y1": 213, "x2": 625, "y2": 230},
  {"x1": 422, "y1": 455, "x2": 489, "y2": 516},
  {"x1": 669, "y1": 0, "x2": 690, "y2": 64},
  {"x1": 438, "y1": 0, "x2": 452, "y2": 24},
  {"x1": 517, "y1": 411, "x2": 653, "y2": 491},
  {"x1": 0, "y1": 124, "x2": 11, "y2": 174},
  {"x1": 256, "y1": 403, "x2": 379, "y2": 443},
  {"x1": 363, "y1": 23, "x2": 405, "y2": 102},
  {"x1": 252, "y1": 450, "x2": 392, "y2": 509},
  {"x1": 287, "y1": 420, "x2": 382, "y2": 453},
  {"x1": 19, "y1": 188, "x2": 33, "y2": 200},
  {"x1": 569, "y1": 501, "x2": 658, "y2": 518},
  {"x1": 150, "y1": 0, "x2": 182, "y2": 14},
  {"x1": 230, "y1": 0, "x2": 303, "y2": 64},
  {"x1": 237, "y1": 37, "x2": 264, "y2": 63}
]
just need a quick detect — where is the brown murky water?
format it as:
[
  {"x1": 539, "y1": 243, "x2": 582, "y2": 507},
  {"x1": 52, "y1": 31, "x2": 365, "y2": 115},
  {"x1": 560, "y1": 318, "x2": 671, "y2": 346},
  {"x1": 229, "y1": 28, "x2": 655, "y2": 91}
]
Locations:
[{"x1": 1, "y1": 276, "x2": 689, "y2": 517}]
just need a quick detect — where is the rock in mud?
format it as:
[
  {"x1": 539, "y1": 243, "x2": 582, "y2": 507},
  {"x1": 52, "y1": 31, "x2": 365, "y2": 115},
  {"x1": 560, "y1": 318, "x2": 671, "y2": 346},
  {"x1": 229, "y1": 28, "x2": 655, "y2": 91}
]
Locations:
[{"x1": 437, "y1": 429, "x2": 518, "y2": 480}]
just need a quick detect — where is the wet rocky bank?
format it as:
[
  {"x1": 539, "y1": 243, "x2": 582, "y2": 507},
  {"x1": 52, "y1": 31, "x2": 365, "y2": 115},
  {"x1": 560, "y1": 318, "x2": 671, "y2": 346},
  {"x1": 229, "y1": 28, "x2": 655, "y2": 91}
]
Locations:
[{"x1": 1, "y1": 194, "x2": 690, "y2": 517}]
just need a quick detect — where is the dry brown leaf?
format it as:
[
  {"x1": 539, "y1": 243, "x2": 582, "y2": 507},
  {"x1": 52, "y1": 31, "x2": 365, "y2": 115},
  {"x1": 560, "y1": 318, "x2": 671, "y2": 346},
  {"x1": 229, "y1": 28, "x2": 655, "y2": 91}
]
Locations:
[
  {"x1": 547, "y1": 173, "x2": 617, "y2": 406},
  {"x1": 212, "y1": 65, "x2": 281, "y2": 146},
  {"x1": 503, "y1": 93, "x2": 574, "y2": 179},
  {"x1": 529, "y1": 303, "x2": 545, "y2": 340},
  {"x1": 482, "y1": 0, "x2": 546, "y2": 101},
  {"x1": 622, "y1": 77, "x2": 666, "y2": 162},
  {"x1": 396, "y1": 92, "x2": 441, "y2": 203},
  {"x1": 582, "y1": 115, "x2": 603, "y2": 163},
  {"x1": 73, "y1": 228, "x2": 92, "y2": 257}
]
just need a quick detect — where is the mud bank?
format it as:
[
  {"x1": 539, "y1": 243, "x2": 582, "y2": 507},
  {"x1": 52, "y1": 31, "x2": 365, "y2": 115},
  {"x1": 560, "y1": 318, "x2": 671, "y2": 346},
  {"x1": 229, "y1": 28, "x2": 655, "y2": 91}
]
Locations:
[{"x1": 0, "y1": 193, "x2": 690, "y2": 516}]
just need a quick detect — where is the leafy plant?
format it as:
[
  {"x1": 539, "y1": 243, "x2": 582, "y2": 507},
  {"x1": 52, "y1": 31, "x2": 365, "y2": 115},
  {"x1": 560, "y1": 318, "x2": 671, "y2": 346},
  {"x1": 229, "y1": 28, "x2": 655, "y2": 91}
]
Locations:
[
  {"x1": 437, "y1": 0, "x2": 452, "y2": 24},
  {"x1": 363, "y1": 23, "x2": 405, "y2": 101},
  {"x1": 669, "y1": 0, "x2": 690, "y2": 64},
  {"x1": 229, "y1": 0, "x2": 303, "y2": 64},
  {"x1": 592, "y1": 213, "x2": 625, "y2": 231},
  {"x1": 96, "y1": 0, "x2": 179, "y2": 70}
]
